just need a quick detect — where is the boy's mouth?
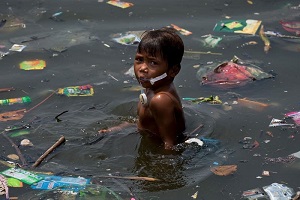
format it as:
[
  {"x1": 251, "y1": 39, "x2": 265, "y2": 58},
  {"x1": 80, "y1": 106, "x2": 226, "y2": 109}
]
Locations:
[{"x1": 139, "y1": 77, "x2": 148, "y2": 81}]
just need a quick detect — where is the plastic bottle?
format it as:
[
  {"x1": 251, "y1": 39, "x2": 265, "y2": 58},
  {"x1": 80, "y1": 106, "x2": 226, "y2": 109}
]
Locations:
[{"x1": 0, "y1": 96, "x2": 31, "y2": 105}]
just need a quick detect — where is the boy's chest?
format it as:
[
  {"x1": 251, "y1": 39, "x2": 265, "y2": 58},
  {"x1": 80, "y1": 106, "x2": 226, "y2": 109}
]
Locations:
[{"x1": 137, "y1": 104, "x2": 159, "y2": 134}]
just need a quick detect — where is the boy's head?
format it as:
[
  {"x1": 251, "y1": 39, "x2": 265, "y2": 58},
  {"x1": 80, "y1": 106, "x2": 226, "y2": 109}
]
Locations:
[{"x1": 137, "y1": 27, "x2": 184, "y2": 70}]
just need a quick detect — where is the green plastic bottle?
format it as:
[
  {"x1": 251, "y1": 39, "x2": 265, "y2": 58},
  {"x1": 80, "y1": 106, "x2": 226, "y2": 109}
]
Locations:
[{"x1": 0, "y1": 96, "x2": 31, "y2": 105}]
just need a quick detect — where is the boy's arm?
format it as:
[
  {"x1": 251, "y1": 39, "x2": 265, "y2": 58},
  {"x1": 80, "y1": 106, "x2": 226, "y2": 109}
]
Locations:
[
  {"x1": 98, "y1": 121, "x2": 133, "y2": 133},
  {"x1": 150, "y1": 94, "x2": 179, "y2": 149}
]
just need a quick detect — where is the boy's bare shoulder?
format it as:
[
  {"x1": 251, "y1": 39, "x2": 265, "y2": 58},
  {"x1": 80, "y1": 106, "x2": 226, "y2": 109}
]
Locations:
[{"x1": 150, "y1": 92, "x2": 179, "y2": 109}]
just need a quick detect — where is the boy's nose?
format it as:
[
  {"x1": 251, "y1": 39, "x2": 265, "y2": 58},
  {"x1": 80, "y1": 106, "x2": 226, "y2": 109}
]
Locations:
[{"x1": 139, "y1": 63, "x2": 148, "y2": 72}]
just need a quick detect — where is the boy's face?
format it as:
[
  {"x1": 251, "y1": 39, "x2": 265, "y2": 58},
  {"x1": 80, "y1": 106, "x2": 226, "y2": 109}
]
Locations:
[{"x1": 134, "y1": 51, "x2": 169, "y2": 88}]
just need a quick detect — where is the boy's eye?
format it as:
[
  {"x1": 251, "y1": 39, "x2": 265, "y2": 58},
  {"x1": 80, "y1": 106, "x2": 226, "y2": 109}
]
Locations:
[
  {"x1": 135, "y1": 57, "x2": 143, "y2": 62},
  {"x1": 150, "y1": 61, "x2": 158, "y2": 66}
]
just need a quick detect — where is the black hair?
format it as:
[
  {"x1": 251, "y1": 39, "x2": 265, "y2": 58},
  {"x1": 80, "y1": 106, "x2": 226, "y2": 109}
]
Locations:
[{"x1": 137, "y1": 27, "x2": 184, "y2": 70}]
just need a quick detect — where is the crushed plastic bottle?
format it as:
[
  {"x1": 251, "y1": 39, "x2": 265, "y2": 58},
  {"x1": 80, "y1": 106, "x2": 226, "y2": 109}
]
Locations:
[{"x1": 0, "y1": 96, "x2": 31, "y2": 105}]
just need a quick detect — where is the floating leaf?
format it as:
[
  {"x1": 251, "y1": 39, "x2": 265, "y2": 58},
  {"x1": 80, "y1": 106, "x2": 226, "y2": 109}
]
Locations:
[{"x1": 210, "y1": 165, "x2": 237, "y2": 176}]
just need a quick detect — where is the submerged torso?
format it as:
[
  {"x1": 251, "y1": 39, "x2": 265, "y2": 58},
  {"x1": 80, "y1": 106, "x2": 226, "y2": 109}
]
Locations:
[{"x1": 137, "y1": 90, "x2": 186, "y2": 143}]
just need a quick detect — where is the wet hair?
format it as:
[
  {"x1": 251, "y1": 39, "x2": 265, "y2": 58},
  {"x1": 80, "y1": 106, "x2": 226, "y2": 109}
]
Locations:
[{"x1": 137, "y1": 27, "x2": 184, "y2": 70}]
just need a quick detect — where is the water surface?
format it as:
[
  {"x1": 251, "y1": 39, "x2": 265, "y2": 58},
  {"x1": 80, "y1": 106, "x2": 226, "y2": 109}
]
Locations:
[{"x1": 1, "y1": 0, "x2": 300, "y2": 199}]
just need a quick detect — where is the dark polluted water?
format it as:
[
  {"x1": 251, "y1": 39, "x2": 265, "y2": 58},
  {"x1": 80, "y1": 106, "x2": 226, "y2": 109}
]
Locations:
[{"x1": 0, "y1": 0, "x2": 300, "y2": 199}]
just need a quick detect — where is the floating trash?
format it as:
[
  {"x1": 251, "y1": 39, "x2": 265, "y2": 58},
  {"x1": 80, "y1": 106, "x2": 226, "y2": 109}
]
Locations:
[
  {"x1": 112, "y1": 33, "x2": 141, "y2": 45},
  {"x1": 191, "y1": 191, "x2": 198, "y2": 199},
  {"x1": 185, "y1": 138, "x2": 204, "y2": 146},
  {"x1": 0, "y1": 96, "x2": 31, "y2": 105},
  {"x1": 213, "y1": 19, "x2": 262, "y2": 35},
  {"x1": 0, "y1": 174, "x2": 9, "y2": 200},
  {"x1": 20, "y1": 139, "x2": 33, "y2": 146},
  {"x1": 280, "y1": 21, "x2": 300, "y2": 35},
  {"x1": 259, "y1": 25, "x2": 271, "y2": 53},
  {"x1": 182, "y1": 95, "x2": 222, "y2": 104},
  {"x1": 1, "y1": 168, "x2": 43, "y2": 185},
  {"x1": 7, "y1": 177, "x2": 23, "y2": 187},
  {"x1": 263, "y1": 183, "x2": 295, "y2": 200},
  {"x1": 22, "y1": 183, "x2": 125, "y2": 200},
  {"x1": 262, "y1": 170, "x2": 270, "y2": 176},
  {"x1": 9, "y1": 130, "x2": 30, "y2": 138},
  {"x1": 31, "y1": 175, "x2": 90, "y2": 192},
  {"x1": 9, "y1": 44, "x2": 26, "y2": 52},
  {"x1": 0, "y1": 109, "x2": 26, "y2": 122},
  {"x1": 291, "y1": 150, "x2": 300, "y2": 159},
  {"x1": 5, "y1": 124, "x2": 31, "y2": 132},
  {"x1": 111, "y1": 30, "x2": 144, "y2": 46},
  {"x1": 7, "y1": 154, "x2": 19, "y2": 161},
  {"x1": 269, "y1": 118, "x2": 294, "y2": 127},
  {"x1": 107, "y1": 0, "x2": 134, "y2": 8},
  {"x1": 51, "y1": 12, "x2": 63, "y2": 18},
  {"x1": 57, "y1": 84, "x2": 94, "y2": 97},
  {"x1": 0, "y1": 87, "x2": 14, "y2": 93},
  {"x1": 197, "y1": 56, "x2": 274, "y2": 88},
  {"x1": 19, "y1": 60, "x2": 46, "y2": 70},
  {"x1": 264, "y1": 155, "x2": 296, "y2": 164},
  {"x1": 285, "y1": 111, "x2": 300, "y2": 126},
  {"x1": 50, "y1": 12, "x2": 63, "y2": 21},
  {"x1": 201, "y1": 34, "x2": 222, "y2": 48},
  {"x1": 210, "y1": 165, "x2": 237, "y2": 176},
  {"x1": 169, "y1": 24, "x2": 192, "y2": 36},
  {"x1": 242, "y1": 188, "x2": 268, "y2": 199}
]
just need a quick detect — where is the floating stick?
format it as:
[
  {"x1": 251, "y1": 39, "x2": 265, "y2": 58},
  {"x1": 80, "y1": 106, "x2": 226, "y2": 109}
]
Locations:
[
  {"x1": 31, "y1": 136, "x2": 66, "y2": 168},
  {"x1": 0, "y1": 87, "x2": 15, "y2": 92},
  {"x1": 184, "y1": 50, "x2": 222, "y2": 55},
  {"x1": 2, "y1": 132, "x2": 27, "y2": 167},
  {"x1": 99, "y1": 175, "x2": 160, "y2": 181}
]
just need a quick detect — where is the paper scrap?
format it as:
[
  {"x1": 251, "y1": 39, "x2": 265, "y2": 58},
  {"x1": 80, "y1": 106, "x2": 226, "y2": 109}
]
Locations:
[{"x1": 9, "y1": 44, "x2": 26, "y2": 52}]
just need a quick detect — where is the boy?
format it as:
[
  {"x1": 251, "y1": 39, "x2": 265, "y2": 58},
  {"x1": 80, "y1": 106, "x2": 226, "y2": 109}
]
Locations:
[
  {"x1": 134, "y1": 27, "x2": 186, "y2": 149},
  {"x1": 99, "y1": 28, "x2": 186, "y2": 150}
]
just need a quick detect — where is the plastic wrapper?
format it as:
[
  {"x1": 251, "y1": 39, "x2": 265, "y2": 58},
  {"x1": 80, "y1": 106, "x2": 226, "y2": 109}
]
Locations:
[
  {"x1": 31, "y1": 175, "x2": 90, "y2": 192},
  {"x1": 111, "y1": 30, "x2": 144, "y2": 45},
  {"x1": 57, "y1": 84, "x2": 94, "y2": 97},
  {"x1": 263, "y1": 183, "x2": 294, "y2": 200},
  {"x1": 242, "y1": 188, "x2": 268, "y2": 200},
  {"x1": 285, "y1": 111, "x2": 300, "y2": 126},
  {"x1": 196, "y1": 56, "x2": 274, "y2": 88},
  {"x1": 280, "y1": 21, "x2": 300, "y2": 35}
]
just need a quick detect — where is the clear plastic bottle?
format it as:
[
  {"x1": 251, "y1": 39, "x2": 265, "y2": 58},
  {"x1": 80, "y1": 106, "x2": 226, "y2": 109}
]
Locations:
[{"x1": 0, "y1": 96, "x2": 31, "y2": 105}]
